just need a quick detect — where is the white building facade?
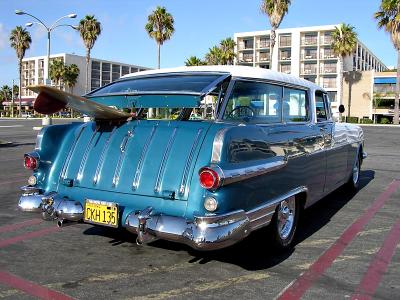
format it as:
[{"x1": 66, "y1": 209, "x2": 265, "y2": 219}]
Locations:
[
  {"x1": 20, "y1": 53, "x2": 150, "y2": 100},
  {"x1": 234, "y1": 25, "x2": 387, "y2": 113}
]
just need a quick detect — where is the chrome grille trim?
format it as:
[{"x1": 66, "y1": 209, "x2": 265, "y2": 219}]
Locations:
[
  {"x1": 60, "y1": 124, "x2": 87, "y2": 180},
  {"x1": 93, "y1": 125, "x2": 117, "y2": 185},
  {"x1": 132, "y1": 125, "x2": 157, "y2": 190},
  {"x1": 112, "y1": 129, "x2": 135, "y2": 187},
  {"x1": 154, "y1": 127, "x2": 178, "y2": 193},
  {"x1": 76, "y1": 125, "x2": 99, "y2": 182},
  {"x1": 179, "y1": 128, "x2": 203, "y2": 195}
]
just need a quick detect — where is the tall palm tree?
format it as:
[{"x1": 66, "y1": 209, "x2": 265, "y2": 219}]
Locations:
[
  {"x1": 261, "y1": 0, "x2": 291, "y2": 65},
  {"x1": 63, "y1": 64, "x2": 80, "y2": 94},
  {"x1": 220, "y1": 37, "x2": 236, "y2": 65},
  {"x1": 49, "y1": 59, "x2": 65, "y2": 87},
  {"x1": 9, "y1": 26, "x2": 31, "y2": 118},
  {"x1": 375, "y1": 0, "x2": 400, "y2": 124},
  {"x1": 78, "y1": 15, "x2": 101, "y2": 93},
  {"x1": 331, "y1": 23, "x2": 357, "y2": 118},
  {"x1": 145, "y1": 6, "x2": 175, "y2": 69},
  {"x1": 185, "y1": 56, "x2": 206, "y2": 66},
  {"x1": 205, "y1": 46, "x2": 223, "y2": 65}
]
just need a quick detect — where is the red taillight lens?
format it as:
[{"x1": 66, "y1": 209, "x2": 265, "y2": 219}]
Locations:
[
  {"x1": 24, "y1": 156, "x2": 38, "y2": 170},
  {"x1": 199, "y1": 168, "x2": 220, "y2": 190}
]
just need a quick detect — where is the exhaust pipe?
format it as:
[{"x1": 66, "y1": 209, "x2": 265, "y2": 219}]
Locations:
[{"x1": 57, "y1": 219, "x2": 75, "y2": 228}]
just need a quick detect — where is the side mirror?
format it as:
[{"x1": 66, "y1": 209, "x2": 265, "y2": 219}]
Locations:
[{"x1": 339, "y1": 104, "x2": 345, "y2": 114}]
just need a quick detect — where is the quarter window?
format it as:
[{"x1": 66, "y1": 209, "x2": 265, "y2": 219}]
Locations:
[
  {"x1": 223, "y1": 80, "x2": 283, "y2": 124},
  {"x1": 283, "y1": 88, "x2": 309, "y2": 122},
  {"x1": 315, "y1": 92, "x2": 328, "y2": 122}
]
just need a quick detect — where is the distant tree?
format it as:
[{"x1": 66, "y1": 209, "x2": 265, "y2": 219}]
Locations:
[
  {"x1": 205, "y1": 46, "x2": 223, "y2": 65},
  {"x1": 331, "y1": 23, "x2": 357, "y2": 117},
  {"x1": 185, "y1": 56, "x2": 207, "y2": 66},
  {"x1": 78, "y1": 15, "x2": 101, "y2": 93},
  {"x1": 220, "y1": 37, "x2": 236, "y2": 65},
  {"x1": 375, "y1": 0, "x2": 400, "y2": 124},
  {"x1": 145, "y1": 6, "x2": 175, "y2": 69},
  {"x1": 63, "y1": 64, "x2": 80, "y2": 94},
  {"x1": 9, "y1": 26, "x2": 31, "y2": 117},
  {"x1": 49, "y1": 59, "x2": 66, "y2": 87},
  {"x1": 0, "y1": 86, "x2": 12, "y2": 110},
  {"x1": 261, "y1": 0, "x2": 291, "y2": 64}
]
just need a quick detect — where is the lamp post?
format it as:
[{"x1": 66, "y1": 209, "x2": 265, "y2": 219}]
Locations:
[{"x1": 15, "y1": 10, "x2": 77, "y2": 125}]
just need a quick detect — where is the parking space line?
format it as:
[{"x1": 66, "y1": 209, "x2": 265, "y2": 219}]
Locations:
[
  {"x1": 0, "y1": 219, "x2": 42, "y2": 234},
  {"x1": 277, "y1": 179, "x2": 400, "y2": 300},
  {"x1": 130, "y1": 272, "x2": 270, "y2": 300},
  {"x1": 0, "y1": 270, "x2": 73, "y2": 300},
  {"x1": 0, "y1": 226, "x2": 60, "y2": 248},
  {"x1": 351, "y1": 219, "x2": 400, "y2": 300},
  {"x1": 0, "y1": 178, "x2": 26, "y2": 186}
]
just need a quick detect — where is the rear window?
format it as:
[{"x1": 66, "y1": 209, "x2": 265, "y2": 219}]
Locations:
[{"x1": 88, "y1": 75, "x2": 222, "y2": 96}]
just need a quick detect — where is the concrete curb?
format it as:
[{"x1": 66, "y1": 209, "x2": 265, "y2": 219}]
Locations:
[{"x1": 358, "y1": 124, "x2": 400, "y2": 128}]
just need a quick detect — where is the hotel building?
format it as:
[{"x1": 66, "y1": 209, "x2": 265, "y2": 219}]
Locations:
[
  {"x1": 19, "y1": 53, "x2": 150, "y2": 104},
  {"x1": 234, "y1": 25, "x2": 387, "y2": 114}
]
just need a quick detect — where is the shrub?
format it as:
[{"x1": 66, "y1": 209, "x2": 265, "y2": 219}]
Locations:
[
  {"x1": 380, "y1": 117, "x2": 390, "y2": 124},
  {"x1": 360, "y1": 118, "x2": 373, "y2": 124},
  {"x1": 346, "y1": 116, "x2": 359, "y2": 123}
]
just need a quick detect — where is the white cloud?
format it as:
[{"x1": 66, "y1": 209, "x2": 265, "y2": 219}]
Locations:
[{"x1": 0, "y1": 23, "x2": 8, "y2": 50}]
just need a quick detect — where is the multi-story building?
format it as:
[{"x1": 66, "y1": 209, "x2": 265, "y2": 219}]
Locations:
[
  {"x1": 20, "y1": 53, "x2": 150, "y2": 103},
  {"x1": 234, "y1": 25, "x2": 387, "y2": 114}
]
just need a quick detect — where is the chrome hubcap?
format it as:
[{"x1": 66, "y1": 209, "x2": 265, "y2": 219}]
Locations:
[
  {"x1": 353, "y1": 159, "x2": 360, "y2": 185},
  {"x1": 277, "y1": 197, "x2": 296, "y2": 240}
]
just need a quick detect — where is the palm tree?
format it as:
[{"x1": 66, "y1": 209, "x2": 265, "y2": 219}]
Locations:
[
  {"x1": 9, "y1": 26, "x2": 31, "y2": 118},
  {"x1": 375, "y1": 0, "x2": 400, "y2": 125},
  {"x1": 78, "y1": 15, "x2": 101, "y2": 93},
  {"x1": 220, "y1": 37, "x2": 236, "y2": 65},
  {"x1": 145, "y1": 6, "x2": 175, "y2": 69},
  {"x1": 185, "y1": 56, "x2": 206, "y2": 66},
  {"x1": 205, "y1": 46, "x2": 223, "y2": 65},
  {"x1": 63, "y1": 64, "x2": 80, "y2": 94},
  {"x1": 261, "y1": 0, "x2": 291, "y2": 64},
  {"x1": 49, "y1": 59, "x2": 65, "y2": 87},
  {"x1": 331, "y1": 23, "x2": 357, "y2": 118}
]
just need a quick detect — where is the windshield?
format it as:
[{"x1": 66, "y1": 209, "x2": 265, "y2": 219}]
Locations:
[{"x1": 88, "y1": 74, "x2": 223, "y2": 96}]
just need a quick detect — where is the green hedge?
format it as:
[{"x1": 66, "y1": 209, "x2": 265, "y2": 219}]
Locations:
[
  {"x1": 345, "y1": 116, "x2": 359, "y2": 123},
  {"x1": 380, "y1": 117, "x2": 391, "y2": 124},
  {"x1": 360, "y1": 118, "x2": 373, "y2": 124}
]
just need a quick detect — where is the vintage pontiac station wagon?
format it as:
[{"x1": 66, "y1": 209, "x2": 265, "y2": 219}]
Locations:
[{"x1": 19, "y1": 66, "x2": 366, "y2": 250}]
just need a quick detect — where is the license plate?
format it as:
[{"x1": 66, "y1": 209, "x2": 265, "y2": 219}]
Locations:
[{"x1": 84, "y1": 199, "x2": 118, "y2": 227}]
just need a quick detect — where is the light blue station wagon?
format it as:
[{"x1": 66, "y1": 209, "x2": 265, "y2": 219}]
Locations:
[{"x1": 19, "y1": 66, "x2": 366, "y2": 251}]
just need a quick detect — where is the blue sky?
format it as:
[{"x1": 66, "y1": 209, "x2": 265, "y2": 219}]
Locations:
[{"x1": 0, "y1": 0, "x2": 396, "y2": 86}]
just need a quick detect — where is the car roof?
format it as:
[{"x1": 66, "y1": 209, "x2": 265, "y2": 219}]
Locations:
[{"x1": 121, "y1": 65, "x2": 324, "y2": 91}]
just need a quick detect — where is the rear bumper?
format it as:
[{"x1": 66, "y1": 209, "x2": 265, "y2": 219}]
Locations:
[{"x1": 125, "y1": 209, "x2": 251, "y2": 251}]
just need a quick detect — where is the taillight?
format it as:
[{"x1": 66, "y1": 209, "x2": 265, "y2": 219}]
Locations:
[
  {"x1": 199, "y1": 168, "x2": 220, "y2": 190},
  {"x1": 24, "y1": 155, "x2": 38, "y2": 170}
]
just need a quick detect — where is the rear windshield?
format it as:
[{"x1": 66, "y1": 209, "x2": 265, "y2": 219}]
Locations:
[{"x1": 88, "y1": 74, "x2": 221, "y2": 96}]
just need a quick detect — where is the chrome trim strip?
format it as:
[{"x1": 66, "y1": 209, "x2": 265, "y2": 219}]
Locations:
[
  {"x1": 60, "y1": 124, "x2": 86, "y2": 180},
  {"x1": 76, "y1": 125, "x2": 99, "y2": 182},
  {"x1": 362, "y1": 151, "x2": 368, "y2": 159},
  {"x1": 112, "y1": 129, "x2": 134, "y2": 187},
  {"x1": 154, "y1": 127, "x2": 178, "y2": 193},
  {"x1": 211, "y1": 127, "x2": 229, "y2": 163},
  {"x1": 87, "y1": 91, "x2": 202, "y2": 98},
  {"x1": 179, "y1": 128, "x2": 203, "y2": 195},
  {"x1": 132, "y1": 125, "x2": 158, "y2": 190},
  {"x1": 93, "y1": 126, "x2": 117, "y2": 185},
  {"x1": 200, "y1": 73, "x2": 231, "y2": 96}
]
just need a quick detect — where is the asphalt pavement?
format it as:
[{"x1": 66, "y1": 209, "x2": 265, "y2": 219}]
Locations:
[{"x1": 0, "y1": 119, "x2": 399, "y2": 300}]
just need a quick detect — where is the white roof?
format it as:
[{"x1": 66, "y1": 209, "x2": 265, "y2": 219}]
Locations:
[{"x1": 121, "y1": 65, "x2": 323, "y2": 91}]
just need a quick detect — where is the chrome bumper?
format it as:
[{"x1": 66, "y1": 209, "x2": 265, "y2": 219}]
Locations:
[
  {"x1": 125, "y1": 208, "x2": 251, "y2": 251},
  {"x1": 18, "y1": 187, "x2": 83, "y2": 223}
]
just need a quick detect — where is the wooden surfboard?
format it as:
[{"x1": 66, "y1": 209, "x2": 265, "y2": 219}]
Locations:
[{"x1": 28, "y1": 85, "x2": 131, "y2": 120}]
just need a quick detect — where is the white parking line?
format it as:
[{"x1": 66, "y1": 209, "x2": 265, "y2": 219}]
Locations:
[{"x1": 0, "y1": 125, "x2": 23, "y2": 128}]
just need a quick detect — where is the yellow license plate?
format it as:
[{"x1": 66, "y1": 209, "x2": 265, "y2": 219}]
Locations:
[{"x1": 84, "y1": 199, "x2": 118, "y2": 227}]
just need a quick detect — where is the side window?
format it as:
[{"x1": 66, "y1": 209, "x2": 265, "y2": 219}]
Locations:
[
  {"x1": 223, "y1": 80, "x2": 283, "y2": 124},
  {"x1": 315, "y1": 92, "x2": 327, "y2": 122},
  {"x1": 283, "y1": 88, "x2": 309, "y2": 122}
]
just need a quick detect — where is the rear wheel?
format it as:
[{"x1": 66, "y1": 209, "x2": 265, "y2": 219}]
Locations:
[{"x1": 271, "y1": 196, "x2": 299, "y2": 249}]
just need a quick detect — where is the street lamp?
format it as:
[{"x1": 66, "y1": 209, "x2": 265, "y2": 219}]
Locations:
[{"x1": 16, "y1": 10, "x2": 77, "y2": 124}]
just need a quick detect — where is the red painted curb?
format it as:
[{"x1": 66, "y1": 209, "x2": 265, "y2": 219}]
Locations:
[
  {"x1": 277, "y1": 179, "x2": 400, "y2": 300},
  {"x1": 0, "y1": 226, "x2": 60, "y2": 248},
  {"x1": 0, "y1": 270, "x2": 74, "y2": 300},
  {"x1": 351, "y1": 219, "x2": 400, "y2": 300},
  {"x1": 0, "y1": 219, "x2": 42, "y2": 234}
]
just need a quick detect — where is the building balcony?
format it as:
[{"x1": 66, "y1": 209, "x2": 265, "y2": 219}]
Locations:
[
  {"x1": 238, "y1": 44, "x2": 254, "y2": 51},
  {"x1": 279, "y1": 56, "x2": 291, "y2": 61},
  {"x1": 321, "y1": 68, "x2": 337, "y2": 74},
  {"x1": 301, "y1": 69, "x2": 317, "y2": 75},
  {"x1": 239, "y1": 57, "x2": 254, "y2": 63},
  {"x1": 320, "y1": 53, "x2": 336, "y2": 60},
  {"x1": 302, "y1": 54, "x2": 318, "y2": 60},
  {"x1": 257, "y1": 41, "x2": 270, "y2": 49},
  {"x1": 301, "y1": 39, "x2": 318, "y2": 46},
  {"x1": 320, "y1": 37, "x2": 332, "y2": 45}
]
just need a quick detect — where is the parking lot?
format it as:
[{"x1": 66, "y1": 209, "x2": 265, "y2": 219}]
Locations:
[{"x1": 0, "y1": 119, "x2": 399, "y2": 300}]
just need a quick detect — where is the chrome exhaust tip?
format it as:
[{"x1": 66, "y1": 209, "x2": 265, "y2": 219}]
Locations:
[{"x1": 57, "y1": 219, "x2": 75, "y2": 228}]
